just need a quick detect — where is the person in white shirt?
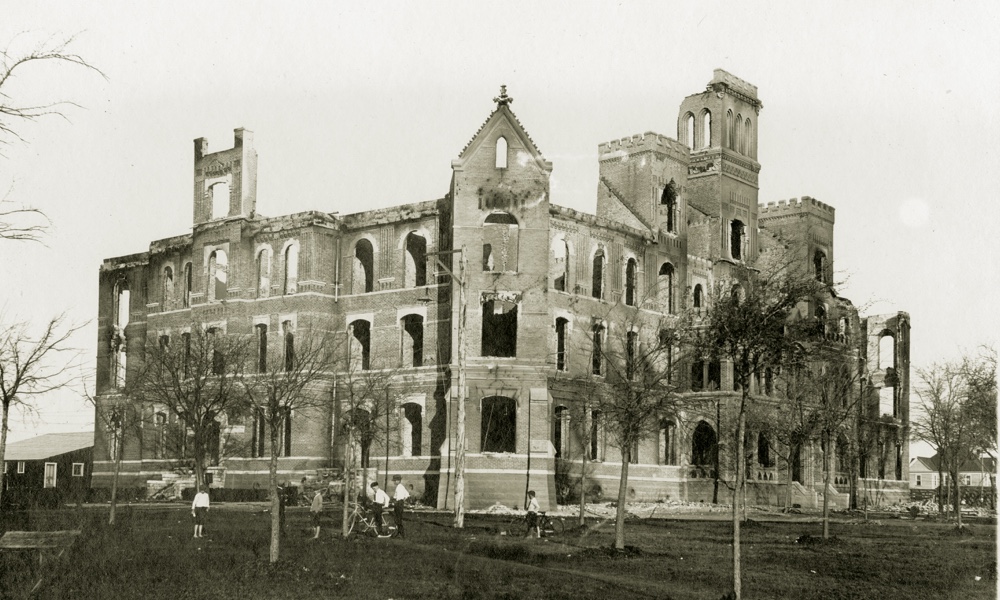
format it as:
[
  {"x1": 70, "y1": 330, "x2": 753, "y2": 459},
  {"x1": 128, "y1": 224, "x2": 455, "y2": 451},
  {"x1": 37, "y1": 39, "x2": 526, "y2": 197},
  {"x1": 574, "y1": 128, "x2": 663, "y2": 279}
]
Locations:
[
  {"x1": 309, "y1": 489, "x2": 324, "y2": 539},
  {"x1": 392, "y1": 475, "x2": 410, "y2": 538},
  {"x1": 191, "y1": 489, "x2": 210, "y2": 538},
  {"x1": 525, "y1": 490, "x2": 540, "y2": 539},
  {"x1": 369, "y1": 482, "x2": 390, "y2": 535}
]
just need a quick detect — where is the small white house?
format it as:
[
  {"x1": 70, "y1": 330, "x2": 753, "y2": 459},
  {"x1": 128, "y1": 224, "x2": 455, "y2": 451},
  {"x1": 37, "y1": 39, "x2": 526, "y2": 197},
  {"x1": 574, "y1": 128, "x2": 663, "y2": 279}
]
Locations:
[{"x1": 909, "y1": 454, "x2": 996, "y2": 490}]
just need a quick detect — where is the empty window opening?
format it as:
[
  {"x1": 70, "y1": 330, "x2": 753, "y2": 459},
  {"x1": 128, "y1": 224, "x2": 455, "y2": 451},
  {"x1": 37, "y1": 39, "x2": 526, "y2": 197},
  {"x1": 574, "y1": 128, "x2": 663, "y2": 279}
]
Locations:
[
  {"x1": 404, "y1": 233, "x2": 427, "y2": 287},
  {"x1": 626, "y1": 330, "x2": 638, "y2": 380},
  {"x1": 256, "y1": 249, "x2": 271, "y2": 298},
  {"x1": 256, "y1": 324, "x2": 267, "y2": 373},
  {"x1": 182, "y1": 332, "x2": 191, "y2": 378},
  {"x1": 895, "y1": 443, "x2": 903, "y2": 480},
  {"x1": 353, "y1": 239, "x2": 374, "y2": 294},
  {"x1": 660, "y1": 419, "x2": 677, "y2": 465},
  {"x1": 816, "y1": 303, "x2": 827, "y2": 336},
  {"x1": 555, "y1": 317, "x2": 568, "y2": 371},
  {"x1": 251, "y1": 409, "x2": 265, "y2": 458},
  {"x1": 183, "y1": 262, "x2": 192, "y2": 307},
  {"x1": 495, "y1": 136, "x2": 508, "y2": 169},
  {"x1": 879, "y1": 385, "x2": 895, "y2": 417},
  {"x1": 283, "y1": 244, "x2": 298, "y2": 295},
  {"x1": 481, "y1": 298, "x2": 518, "y2": 357},
  {"x1": 730, "y1": 220, "x2": 745, "y2": 260},
  {"x1": 154, "y1": 411, "x2": 167, "y2": 459},
  {"x1": 283, "y1": 321, "x2": 295, "y2": 371},
  {"x1": 690, "y1": 360, "x2": 705, "y2": 391},
  {"x1": 836, "y1": 434, "x2": 850, "y2": 474},
  {"x1": 592, "y1": 248, "x2": 605, "y2": 300},
  {"x1": 207, "y1": 327, "x2": 224, "y2": 375},
  {"x1": 708, "y1": 360, "x2": 721, "y2": 390},
  {"x1": 625, "y1": 258, "x2": 638, "y2": 306},
  {"x1": 658, "y1": 263, "x2": 675, "y2": 313},
  {"x1": 702, "y1": 111, "x2": 712, "y2": 148},
  {"x1": 552, "y1": 238, "x2": 569, "y2": 291},
  {"x1": 281, "y1": 408, "x2": 292, "y2": 457},
  {"x1": 592, "y1": 324, "x2": 604, "y2": 376},
  {"x1": 162, "y1": 267, "x2": 174, "y2": 307},
  {"x1": 554, "y1": 405, "x2": 569, "y2": 458},
  {"x1": 691, "y1": 421, "x2": 717, "y2": 466},
  {"x1": 350, "y1": 320, "x2": 371, "y2": 371},
  {"x1": 878, "y1": 333, "x2": 895, "y2": 370},
  {"x1": 111, "y1": 280, "x2": 130, "y2": 388},
  {"x1": 814, "y1": 249, "x2": 827, "y2": 283},
  {"x1": 757, "y1": 433, "x2": 774, "y2": 467},
  {"x1": 744, "y1": 118, "x2": 752, "y2": 156},
  {"x1": 209, "y1": 180, "x2": 230, "y2": 220},
  {"x1": 693, "y1": 283, "x2": 703, "y2": 309},
  {"x1": 401, "y1": 403, "x2": 422, "y2": 457},
  {"x1": 481, "y1": 396, "x2": 516, "y2": 453},
  {"x1": 208, "y1": 250, "x2": 228, "y2": 302},
  {"x1": 726, "y1": 110, "x2": 735, "y2": 149},
  {"x1": 401, "y1": 314, "x2": 424, "y2": 368},
  {"x1": 734, "y1": 114, "x2": 743, "y2": 154},
  {"x1": 661, "y1": 180, "x2": 678, "y2": 232},
  {"x1": 685, "y1": 113, "x2": 695, "y2": 148},
  {"x1": 590, "y1": 410, "x2": 602, "y2": 460},
  {"x1": 483, "y1": 212, "x2": 519, "y2": 272}
]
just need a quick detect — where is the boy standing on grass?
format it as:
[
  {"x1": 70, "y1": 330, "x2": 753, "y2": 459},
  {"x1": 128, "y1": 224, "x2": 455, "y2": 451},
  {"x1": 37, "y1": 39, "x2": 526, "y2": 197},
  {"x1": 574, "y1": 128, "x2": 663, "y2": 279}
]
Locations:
[
  {"x1": 310, "y1": 489, "x2": 323, "y2": 539},
  {"x1": 192, "y1": 488, "x2": 210, "y2": 538},
  {"x1": 525, "y1": 490, "x2": 540, "y2": 539},
  {"x1": 369, "y1": 482, "x2": 390, "y2": 536},
  {"x1": 392, "y1": 475, "x2": 410, "y2": 538}
]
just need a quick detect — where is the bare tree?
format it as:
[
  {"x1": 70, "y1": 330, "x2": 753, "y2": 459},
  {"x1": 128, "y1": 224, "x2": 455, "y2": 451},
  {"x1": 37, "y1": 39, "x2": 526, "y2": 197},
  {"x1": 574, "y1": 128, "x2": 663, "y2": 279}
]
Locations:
[
  {"x1": 241, "y1": 326, "x2": 334, "y2": 563},
  {"x1": 131, "y1": 327, "x2": 252, "y2": 495},
  {"x1": 0, "y1": 314, "x2": 82, "y2": 507},
  {"x1": 687, "y1": 247, "x2": 824, "y2": 600},
  {"x1": 82, "y1": 380, "x2": 143, "y2": 525}
]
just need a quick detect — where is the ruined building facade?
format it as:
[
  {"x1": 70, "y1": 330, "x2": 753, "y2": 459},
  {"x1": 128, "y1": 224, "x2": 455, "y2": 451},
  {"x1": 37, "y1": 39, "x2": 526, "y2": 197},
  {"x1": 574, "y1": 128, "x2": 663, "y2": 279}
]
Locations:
[{"x1": 93, "y1": 71, "x2": 910, "y2": 509}]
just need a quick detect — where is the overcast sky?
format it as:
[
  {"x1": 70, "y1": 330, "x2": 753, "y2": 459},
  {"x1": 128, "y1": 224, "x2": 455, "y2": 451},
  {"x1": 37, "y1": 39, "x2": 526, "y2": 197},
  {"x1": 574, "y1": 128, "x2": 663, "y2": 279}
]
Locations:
[{"x1": 2, "y1": 2, "x2": 997, "y2": 448}]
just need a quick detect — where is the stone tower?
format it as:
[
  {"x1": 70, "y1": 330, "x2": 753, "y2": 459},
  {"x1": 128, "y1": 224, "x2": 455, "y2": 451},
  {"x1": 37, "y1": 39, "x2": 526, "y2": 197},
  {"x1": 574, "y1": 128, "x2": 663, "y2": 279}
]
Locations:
[{"x1": 193, "y1": 128, "x2": 258, "y2": 225}]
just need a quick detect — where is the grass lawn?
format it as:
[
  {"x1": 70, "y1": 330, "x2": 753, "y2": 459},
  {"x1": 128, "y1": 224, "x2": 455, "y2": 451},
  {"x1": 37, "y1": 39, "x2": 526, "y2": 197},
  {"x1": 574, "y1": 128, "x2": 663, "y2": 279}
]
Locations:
[{"x1": 0, "y1": 504, "x2": 995, "y2": 599}]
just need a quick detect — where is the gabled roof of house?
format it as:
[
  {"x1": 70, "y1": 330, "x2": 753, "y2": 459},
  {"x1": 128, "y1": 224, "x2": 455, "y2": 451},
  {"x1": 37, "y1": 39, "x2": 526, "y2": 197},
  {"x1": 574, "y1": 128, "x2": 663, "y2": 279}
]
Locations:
[
  {"x1": 3, "y1": 432, "x2": 93, "y2": 461},
  {"x1": 909, "y1": 454, "x2": 997, "y2": 474}
]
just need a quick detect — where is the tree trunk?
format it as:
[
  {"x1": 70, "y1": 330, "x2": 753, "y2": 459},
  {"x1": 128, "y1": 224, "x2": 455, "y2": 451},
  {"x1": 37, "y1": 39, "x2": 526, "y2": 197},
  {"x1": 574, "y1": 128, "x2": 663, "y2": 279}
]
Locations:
[
  {"x1": 341, "y1": 439, "x2": 353, "y2": 538},
  {"x1": 937, "y1": 466, "x2": 946, "y2": 514},
  {"x1": 732, "y1": 408, "x2": 746, "y2": 600},
  {"x1": 578, "y1": 407, "x2": 589, "y2": 528},
  {"x1": 785, "y1": 453, "x2": 793, "y2": 512},
  {"x1": 822, "y1": 430, "x2": 830, "y2": 539},
  {"x1": 0, "y1": 401, "x2": 9, "y2": 508},
  {"x1": 269, "y1": 422, "x2": 281, "y2": 563},
  {"x1": 614, "y1": 448, "x2": 631, "y2": 550},
  {"x1": 713, "y1": 398, "x2": 721, "y2": 504},
  {"x1": 453, "y1": 249, "x2": 467, "y2": 529},
  {"x1": 953, "y1": 466, "x2": 963, "y2": 529}
]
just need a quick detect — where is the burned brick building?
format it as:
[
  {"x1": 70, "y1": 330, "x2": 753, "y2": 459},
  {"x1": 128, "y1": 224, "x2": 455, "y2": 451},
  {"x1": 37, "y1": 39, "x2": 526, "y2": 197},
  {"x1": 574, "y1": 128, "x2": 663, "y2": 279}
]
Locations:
[{"x1": 93, "y1": 70, "x2": 910, "y2": 509}]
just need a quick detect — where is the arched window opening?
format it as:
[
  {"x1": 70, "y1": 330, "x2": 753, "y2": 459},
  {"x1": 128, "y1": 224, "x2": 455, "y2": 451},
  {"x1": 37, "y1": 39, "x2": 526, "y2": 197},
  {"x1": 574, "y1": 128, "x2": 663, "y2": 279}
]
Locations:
[
  {"x1": 350, "y1": 320, "x2": 372, "y2": 371},
  {"x1": 816, "y1": 303, "x2": 827, "y2": 336},
  {"x1": 153, "y1": 411, "x2": 167, "y2": 459},
  {"x1": 878, "y1": 333, "x2": 895, "y2": 371},
  {"x1": 112, "y1": 280, "x2": 130, "y2": 388},
  {"x1": 283, "y1": 244, "x2": 298, "y2": 295},
  {"x1": 404, "y1": 233, "x2": 427, "y2": 288},
  {"x1": 730, "y1": 219, "x2": 745, "y2": 260},
  {"x1": 208, "y1": 250, "x2": 228, "y2": 302},
  {"x1": 353, "y1": 240, "x2": 374, "y2": 294},
  {"x1": 209, "y1": 181, "x2": 230, "y2": 220},
  {"x1": 481, "y1": 396, "x2": 516, "y2": 453},
  {"x1": 661, "y1": 180, "x2": 678, "y2": 232},
  {"x1": 626, "y1": 330, "x2": 638, "y2": 380},
  {"x1": 283, "y1": 320, "x2": 295, "y2": 372},
  {"x1": 726, "y1": 110, "x2": 734, "y2": 149},
  {"x1": 685, "y1": 113, "x2": 695, "y2": 148},
  {"x1": 162, "y1": 267, "x2": 174, "y2": 307},
  {"x1": 183, "y1": 262, "x2": 192, "y2": 308},
  {"x1": 693, "y1": 283, "x2": 703, "y2": 310},
  {"x1": 401, "y1": 314, "x2": 424, "y2": 368},
  {"x1": 757, "y1": 433, "x2": 773, "y2": 467},
  {"x1": 495, "y1": 136, "x2": 508, "y2": 169},
  {"x1": 734, "y1": 114, "x2": 743, "y2": 154},
  {"x1": 814, "y1": 249, "x2": 827, "y2": 283},
  {"x1": 658, "y1": 263, "x2": 675, "y2": 314},
  {"x1": 256, "y1": 249, "x2": 271, "y2": 299},
  {"x1": 207, "y1": 327, "x2": 224, "y2": 375},
  {"x1": 836, "y1": 434, "x2": 849, "y2": 475},
  {"x1": 555, "y1": 317, "x2": 568, "y2": 371},
  {"x1": 401, "y1": 403, "x2": 422, "y2": 457},
  {"x1": 281, "y1": 407, "x2": 292, "y2": 457},
  {"x1": 251, "y1": 408, "x2": 266, "y2": 458},
  {"x1": 660, "y1": 419, "x2": 677, "y2": 465},
  {"x1": 552, "y1": 238, "x2": 569, "y2": 292},
  {"x1": 744, "y1": 118, "x2": 752, "y2": 156},
  {"x1": 554, "y1": 406, "x2": 569, "y2": 458},
  {"x1": 691, "y1": 421, "x2": 718, "y2": 466},
  {"x1": 481, "y1": 298, "x2": 518, "y2": 357},
  {"x1": 483, "y1": 212, "x2": 519, "y2": 272},
  {"x1": 625, "y1": 258, "x2": 638, "y2": 306},
  {"x1": 591, "y1": 324, "x2": 604, "y2": 376},
  {"x1": 256, "y1": 324, "x2": 267, "y2": 373},
  {"x1": 702, "y1": 111, "x2": 712, "y2": 148},
  {"x1": 589, "y1": 410, "x2": 602, "y2": 460},
  {"x1": 691, "y1": 360, "x2": 704, "y2": 391},
  {"x1": 592, "y1": 248, "x2": 605, "y2": 300}
]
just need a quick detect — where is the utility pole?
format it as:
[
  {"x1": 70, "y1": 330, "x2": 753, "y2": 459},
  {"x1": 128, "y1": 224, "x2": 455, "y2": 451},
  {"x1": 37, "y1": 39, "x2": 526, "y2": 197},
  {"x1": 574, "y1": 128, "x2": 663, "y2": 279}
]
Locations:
[{"x1": 425, "y1": 246, "x2": 468, "y2": 528}]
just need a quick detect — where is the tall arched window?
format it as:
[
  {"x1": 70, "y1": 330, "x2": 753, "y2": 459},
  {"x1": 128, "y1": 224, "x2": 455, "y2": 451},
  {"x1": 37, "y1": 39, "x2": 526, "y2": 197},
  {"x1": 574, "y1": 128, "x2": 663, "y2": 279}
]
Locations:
[
  {"x1": 589, "y1": 410, "x2": 602, "y2": 460},
  {"x1": 757, "y1": 433, "x2": 773, "y2": 468},
  {"x1": 401, "y1": 403, "x2": 422, "y2": 457},
  {"x1": 813, "y1": 249, "x2": 827, "y2": 283},
  {"x1": 208, "y1": 250, "x2": 227, "y2": 302},
  {"x1": 702, "y1": 110, "x2": 712, "y2": 148},
  {"x1": 495, "y1": 136, "x2": 508, "y2": 169},
  {"x1": 734, "y1": 114, "x2": 743, "y2": 154},
  {"x1": 878, "y1": 333, "x2": 895, "y2": 370},
  {"x1": 349, "y1": 320, "x2": 372, "y2": 371},
  {"x1": 730, "y1": 219, "x2": 745, "y2": 260},
  {"x1": 625, "y1": 258, "x2": 638, "y2": 306},
  {"x1": 354, "y1": 239, "x2": 374, "y2": 294},
  {"x1": 555, "y1": 317, "x2": 568, "y2": 371},
  {"x1": 744, "y1": 118, "x2": 753, "y2": 157},
  {"x1": 401, "y1": 314, "x2": 424, "y2": 368},
  {"x1": 283, "y1": 243, "x2": 298, "y2": 295},
  {"x1": 552, "y1": 238, "x2": 569, "y2": 292},
  {"x1": 685, "y1": 113, "x2": 695, "y2": 148},
  {"x1": 592, "y1": 248, "x2": 605, "y2": 300},
  {"x1": 554, "y1": 406, "x2": 569, "y2": 458},
  {"x1": 183, "y1": 262, "x2": 192, "y2": 308},
  {"x1": 283, "y1": 320, "x2": 295, "y2": 371},
  {"x1": 162, "y1": 266, "x2": 174, "y2": 308},
  {"x1": 112, "y1": 279, "x2": 130, "y2": 388},
  {"x1": 660, "y1": 419, "x2": 677, "y2": 465},
  {"x1": 209, "y1": 180, "x2": 229, "y2": 220},
  {"x1": 481, "y1": 396, "x2": 516, "y2": 453},
  {"x1": 693, "y1": 283, "x2": 703, "y2": 309},
  {"x1": 483, "y1": 212, "x2": 519, "y2": 272},
  {"x1": 726, "y1": 110, "x2": 734, "y2": 149},
  {"x1": 403, "y1": 233, "x2": 427, "y2": 288},
  {"x1": 658, "y1": 263, "x2": 675, "y2": 313},
  {"x1": 661, "y1": 180, "x2": 678, "y2": 233},
  {"x1": 256, "y1": 249, "x2": 271, "y2": 298},
  {"x1": 591, "y1": 323, "x2": 604, "y2": 376},
  {"x1": 691, "y1": 421, "x2": 718, "y2": 466}
]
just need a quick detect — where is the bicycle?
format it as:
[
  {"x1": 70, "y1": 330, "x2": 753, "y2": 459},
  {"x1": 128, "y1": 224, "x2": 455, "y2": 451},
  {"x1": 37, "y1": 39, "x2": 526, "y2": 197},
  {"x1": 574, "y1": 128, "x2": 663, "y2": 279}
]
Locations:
[
  {"x1": 346, "y1": 502, "x2": 398, "y2": 538},
  {"x1": 506, "y1": 511, "x2": 564, "y2": 537}
]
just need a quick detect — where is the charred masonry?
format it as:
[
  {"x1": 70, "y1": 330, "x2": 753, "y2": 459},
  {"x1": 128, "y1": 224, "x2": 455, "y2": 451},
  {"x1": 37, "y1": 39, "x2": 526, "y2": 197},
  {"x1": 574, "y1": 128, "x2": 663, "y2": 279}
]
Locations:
[{"x1": 94, "y1": 71, "x2": 910, "y2": 510}]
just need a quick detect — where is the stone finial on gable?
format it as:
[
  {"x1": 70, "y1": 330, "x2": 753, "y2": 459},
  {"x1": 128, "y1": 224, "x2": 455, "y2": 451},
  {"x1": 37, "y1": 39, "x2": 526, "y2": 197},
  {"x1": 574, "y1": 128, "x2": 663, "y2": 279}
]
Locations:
[{"x1": 493, "y1": 85, "x2": 513, "y2": 108}]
